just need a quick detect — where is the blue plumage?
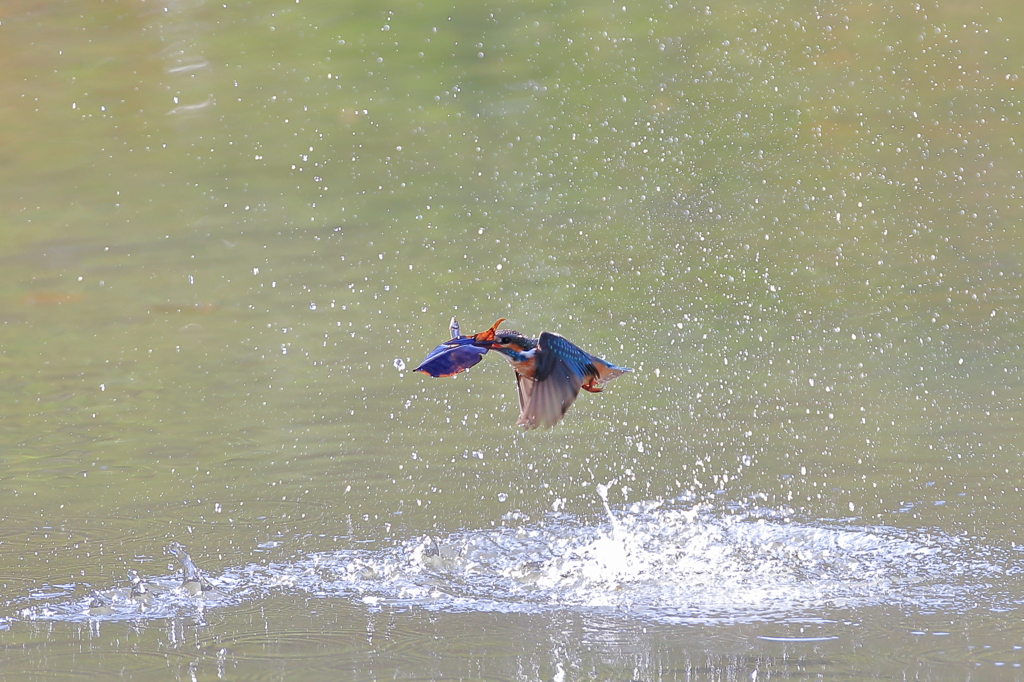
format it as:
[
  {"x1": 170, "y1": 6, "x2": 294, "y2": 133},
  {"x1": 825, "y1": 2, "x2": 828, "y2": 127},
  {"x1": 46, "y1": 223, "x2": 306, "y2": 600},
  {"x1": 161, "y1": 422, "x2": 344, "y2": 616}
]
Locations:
[{"x1": 415, "y1": 317, "x2": 631, "y2": 428}]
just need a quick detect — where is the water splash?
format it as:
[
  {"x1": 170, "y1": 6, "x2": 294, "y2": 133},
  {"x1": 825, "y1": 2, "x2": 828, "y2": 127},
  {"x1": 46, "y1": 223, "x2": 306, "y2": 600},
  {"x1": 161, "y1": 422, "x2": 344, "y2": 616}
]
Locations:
[{"x1": 13, "y1": 502, "x2": 1009, "y2": 625}]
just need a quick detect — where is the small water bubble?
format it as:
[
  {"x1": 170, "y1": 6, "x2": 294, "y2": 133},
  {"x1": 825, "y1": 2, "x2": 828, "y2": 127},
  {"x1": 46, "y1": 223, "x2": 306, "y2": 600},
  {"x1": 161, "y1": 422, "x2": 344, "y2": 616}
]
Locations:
[
  {"x1": 497, "y1": 492, "x2": 508, "y2": 502},
  {"x1": 214, "y1": 503, "x2": 222, "y2": 513},
  {"x1": 309, "y1": 302, "x2": 317, "y2": 310},
  {"x1": 393, "y1": 358, "x2": 406, "y2": 372}
]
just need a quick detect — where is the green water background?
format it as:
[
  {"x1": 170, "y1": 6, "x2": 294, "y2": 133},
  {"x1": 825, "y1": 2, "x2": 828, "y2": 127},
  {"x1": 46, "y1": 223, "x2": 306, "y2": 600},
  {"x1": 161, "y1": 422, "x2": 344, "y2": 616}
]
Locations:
[{"x1": 1, "y1": 0, "x2": 1024, "y2": 677}]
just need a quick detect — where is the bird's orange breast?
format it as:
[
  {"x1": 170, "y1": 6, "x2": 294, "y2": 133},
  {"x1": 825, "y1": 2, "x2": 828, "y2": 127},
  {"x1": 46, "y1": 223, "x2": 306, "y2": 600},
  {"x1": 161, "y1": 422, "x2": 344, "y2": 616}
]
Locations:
[{"x1": 498, "y1": 349, "x2": 538, "y2": 379}]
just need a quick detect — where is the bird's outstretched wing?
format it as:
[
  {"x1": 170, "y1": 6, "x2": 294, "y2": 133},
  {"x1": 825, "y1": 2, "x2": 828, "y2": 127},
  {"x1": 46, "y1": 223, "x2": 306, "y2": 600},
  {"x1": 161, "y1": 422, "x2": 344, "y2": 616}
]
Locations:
[
  {"x1": 544, "y1": 332, "x2": 632, "y2": 390},
  {"x1": 513, "y1": 332, "x2": 596, "y2": 428},
  {"x1": 514, "y1": 367, "x2": 577, "y2": 428}
]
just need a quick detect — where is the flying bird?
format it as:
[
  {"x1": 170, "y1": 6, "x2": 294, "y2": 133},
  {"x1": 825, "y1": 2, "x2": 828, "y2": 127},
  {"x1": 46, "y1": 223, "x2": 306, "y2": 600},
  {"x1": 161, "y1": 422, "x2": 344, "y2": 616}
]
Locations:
[{"x1": 417, "y1": 318, "x2": 631, "y2": 428}]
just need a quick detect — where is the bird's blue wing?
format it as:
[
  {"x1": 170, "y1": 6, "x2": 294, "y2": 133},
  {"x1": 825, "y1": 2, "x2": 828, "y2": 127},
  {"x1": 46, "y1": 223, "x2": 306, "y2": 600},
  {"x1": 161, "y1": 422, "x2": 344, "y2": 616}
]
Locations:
[
  {"x1": 513, "y1": 332, "x2": 631, "y2": 428},
  {"x1": 536, "y1": 332, "x2": 600, "y2": 384},
  {"x1": 510, "y1": 333, "x2": 596, "y2": 428},
  {"x1": 540, "y1": 332, "x2": 631, "y2": 387}
]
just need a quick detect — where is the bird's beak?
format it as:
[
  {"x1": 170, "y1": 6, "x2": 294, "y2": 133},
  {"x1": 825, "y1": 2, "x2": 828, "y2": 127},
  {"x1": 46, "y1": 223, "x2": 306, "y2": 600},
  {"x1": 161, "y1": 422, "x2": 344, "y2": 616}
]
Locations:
[{"x1": 471, "y1": 318, "x2": 505, "y2": 347}]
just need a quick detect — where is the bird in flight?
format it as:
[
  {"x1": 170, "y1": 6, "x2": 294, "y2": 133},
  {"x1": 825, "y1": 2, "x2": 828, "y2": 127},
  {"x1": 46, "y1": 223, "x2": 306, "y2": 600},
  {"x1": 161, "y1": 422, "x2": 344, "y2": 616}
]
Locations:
[{"x1": 416, "y1": 318, "x2": 631, "y2": 429}]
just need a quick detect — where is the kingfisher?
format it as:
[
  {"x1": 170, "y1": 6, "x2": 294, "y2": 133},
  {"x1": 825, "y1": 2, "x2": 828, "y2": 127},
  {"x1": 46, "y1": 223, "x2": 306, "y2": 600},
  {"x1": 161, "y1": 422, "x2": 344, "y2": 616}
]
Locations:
[
  {"x1": 167, "y1": 541, "x2": 214, "y2": 594},
  {"x1": 469, "y1": 319, "x2": 632, "y2": 429}
]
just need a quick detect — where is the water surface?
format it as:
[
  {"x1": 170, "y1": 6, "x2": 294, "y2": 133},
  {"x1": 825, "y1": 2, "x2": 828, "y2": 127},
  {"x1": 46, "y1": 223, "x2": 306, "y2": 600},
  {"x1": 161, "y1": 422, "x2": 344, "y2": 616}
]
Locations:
[{"x1": 2, "y1": 0, "x2": 1024, "y2": 678}]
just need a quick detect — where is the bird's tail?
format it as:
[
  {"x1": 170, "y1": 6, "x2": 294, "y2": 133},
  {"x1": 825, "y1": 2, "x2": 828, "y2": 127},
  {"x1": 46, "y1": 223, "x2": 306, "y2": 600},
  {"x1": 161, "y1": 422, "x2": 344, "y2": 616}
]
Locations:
[{"x1": 590, "y1": 358, "x2": 631, "y2": 387}]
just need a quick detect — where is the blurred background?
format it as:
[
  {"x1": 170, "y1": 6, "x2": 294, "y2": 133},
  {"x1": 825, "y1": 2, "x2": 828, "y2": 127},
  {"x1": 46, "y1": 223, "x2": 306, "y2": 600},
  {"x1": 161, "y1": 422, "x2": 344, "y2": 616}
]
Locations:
[{"x1": 2, "y1": 0, "x2": 1024, "y2": 678}]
